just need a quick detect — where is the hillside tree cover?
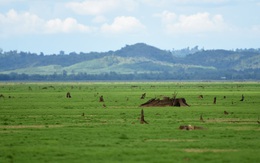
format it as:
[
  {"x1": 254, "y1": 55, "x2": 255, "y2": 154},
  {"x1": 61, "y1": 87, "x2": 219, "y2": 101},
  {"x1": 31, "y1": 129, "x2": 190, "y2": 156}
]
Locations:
[{"x1": 0, "y1": 43, "x2": 259, "y2": 81}]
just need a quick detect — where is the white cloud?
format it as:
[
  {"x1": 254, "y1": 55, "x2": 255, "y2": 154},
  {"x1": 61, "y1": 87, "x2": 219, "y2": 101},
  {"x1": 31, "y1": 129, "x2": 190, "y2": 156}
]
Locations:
[
  {"x1": 251, "y1": 25, "x2": 260, "y2": 36},
  {"x1": 157, "y1": 11, "x2": 228, "y2": 35},
  {"x1": 141, "y1": 0, "x2": 230, "y2": 6},
  {"x1": 0, "y1": 0, "x2": 25, "y2": 5},
  {"x1": 171, "y1": 0, "x2": 228, "y2": 4},
  {"x1": 154, "y1": 10, "x2": 177, "y2": 24},
  {"x1": 101, "y1": 16, "x2": 145, "y2": 34},
  {"x1": 66, "y1": 0, "x2": 138, "y2": 15},
  {"x1": 45, "y1": 17, "x2": 92, "y2": 33},
  {"x1": 0, "y1": 9, "x2": 92, "y2": 37},
  {"x1": 0, "y1": 9, "x2": 44, "y2": 36},
  {"x1": 66, "y1": 0, "x2": 119, "y2": 15},
  {"x1": 92, "y1": 15, "x2": 108, "y2": 24}
]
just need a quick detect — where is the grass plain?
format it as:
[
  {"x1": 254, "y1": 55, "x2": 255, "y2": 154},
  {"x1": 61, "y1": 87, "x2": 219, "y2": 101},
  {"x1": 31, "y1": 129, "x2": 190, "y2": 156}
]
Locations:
[{"x1": 0, "y1": 82, "x2": 260, "y2": 163}]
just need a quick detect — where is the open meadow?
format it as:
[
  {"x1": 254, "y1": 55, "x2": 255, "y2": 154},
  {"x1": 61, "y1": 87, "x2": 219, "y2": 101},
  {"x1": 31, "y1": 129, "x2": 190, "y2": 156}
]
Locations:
[{"x1": 0, "y1": 82, "x2": 260, "y2": 163}]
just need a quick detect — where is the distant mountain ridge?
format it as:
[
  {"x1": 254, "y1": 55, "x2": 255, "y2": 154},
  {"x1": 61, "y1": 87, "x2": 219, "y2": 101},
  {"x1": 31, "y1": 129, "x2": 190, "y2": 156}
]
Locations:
[{"x1": 0, "y1": 43, "x2": 260, "y2": 80}]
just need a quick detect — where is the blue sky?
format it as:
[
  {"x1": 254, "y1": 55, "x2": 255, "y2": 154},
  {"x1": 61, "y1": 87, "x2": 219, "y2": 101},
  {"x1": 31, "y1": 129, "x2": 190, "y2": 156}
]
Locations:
[{"x1": 0, "y1": 0, "x2": 260, "y2": 54}]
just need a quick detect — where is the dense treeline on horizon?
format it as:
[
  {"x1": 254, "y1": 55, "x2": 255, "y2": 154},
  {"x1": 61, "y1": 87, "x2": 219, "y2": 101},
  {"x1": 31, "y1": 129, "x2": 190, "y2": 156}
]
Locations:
[
  {"x1": 0, "y1": 70, "x2": 259, "y2": 81},
  {"x1": 0, "y1": 43, "x2": 260, "y2": 81}
]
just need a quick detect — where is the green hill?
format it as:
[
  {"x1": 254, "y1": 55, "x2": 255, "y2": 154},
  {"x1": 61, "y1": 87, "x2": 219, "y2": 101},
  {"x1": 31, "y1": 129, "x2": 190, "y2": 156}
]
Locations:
[
  {"x1": 1, "y1": 55, "x2": 216, "y2": 75},
  {"x1": 0, "y1": 43, "x2": 259, "y2": 80}
]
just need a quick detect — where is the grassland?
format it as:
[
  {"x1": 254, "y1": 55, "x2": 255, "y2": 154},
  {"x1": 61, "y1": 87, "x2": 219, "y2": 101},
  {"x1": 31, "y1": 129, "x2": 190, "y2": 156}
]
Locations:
[{"x1": 0, "y1": 82, "x2": 260, "y2": 163}]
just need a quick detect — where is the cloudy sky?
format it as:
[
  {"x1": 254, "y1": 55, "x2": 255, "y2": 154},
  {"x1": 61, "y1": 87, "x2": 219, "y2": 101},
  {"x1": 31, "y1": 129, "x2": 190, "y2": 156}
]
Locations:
[{"x1": 0, "y1": 0, "x2": 260, "y2": 54}]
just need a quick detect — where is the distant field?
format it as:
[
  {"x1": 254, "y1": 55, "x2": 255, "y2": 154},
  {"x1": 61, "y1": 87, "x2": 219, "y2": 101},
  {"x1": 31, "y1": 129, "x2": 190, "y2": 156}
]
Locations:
[{"x1": 0, "y1": 82, "x2": 260, "y2": 163}]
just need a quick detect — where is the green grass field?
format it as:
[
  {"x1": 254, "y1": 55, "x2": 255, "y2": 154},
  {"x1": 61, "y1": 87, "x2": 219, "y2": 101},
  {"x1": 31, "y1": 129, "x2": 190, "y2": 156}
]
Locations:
[{"x1": 0, "y1": 82, "x2": 260, "y2": 163}]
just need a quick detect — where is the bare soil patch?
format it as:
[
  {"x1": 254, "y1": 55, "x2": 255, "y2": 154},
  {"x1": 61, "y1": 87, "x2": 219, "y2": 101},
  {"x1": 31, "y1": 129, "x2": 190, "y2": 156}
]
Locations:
[{"x1": 140, "y1": 97, "x2": 189, "y2": 107}]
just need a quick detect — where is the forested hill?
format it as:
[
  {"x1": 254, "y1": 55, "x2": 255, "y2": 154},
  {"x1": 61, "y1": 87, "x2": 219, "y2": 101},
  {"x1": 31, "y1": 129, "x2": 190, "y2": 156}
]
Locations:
[{"x1": 0, "y1": 43, "x2": 260, "y2": 80}]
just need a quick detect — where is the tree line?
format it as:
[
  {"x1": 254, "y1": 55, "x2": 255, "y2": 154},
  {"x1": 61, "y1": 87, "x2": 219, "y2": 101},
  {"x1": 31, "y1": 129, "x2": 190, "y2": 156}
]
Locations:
[{"x1": 1, "y1": 69, "x2": 259, "y2": 81}]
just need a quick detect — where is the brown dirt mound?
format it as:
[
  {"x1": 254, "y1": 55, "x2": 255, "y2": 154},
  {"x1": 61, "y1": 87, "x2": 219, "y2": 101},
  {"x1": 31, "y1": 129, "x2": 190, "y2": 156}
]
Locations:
[
  {"x1": 179, "y1": 125, "x2": 205, "y2": 130},
  {"x1": 140, "y1": 97, "x2": 190, "y2": 107}
]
